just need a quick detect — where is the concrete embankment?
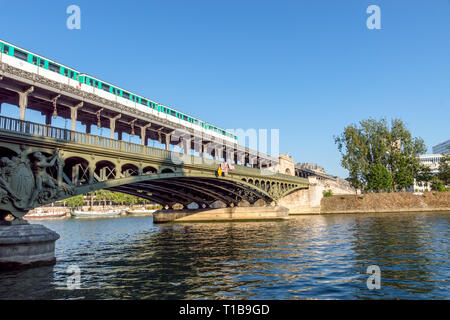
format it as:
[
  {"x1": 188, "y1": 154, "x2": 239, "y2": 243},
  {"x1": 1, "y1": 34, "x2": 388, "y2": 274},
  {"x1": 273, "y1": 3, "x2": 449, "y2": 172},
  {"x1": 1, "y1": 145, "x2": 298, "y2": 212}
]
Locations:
[
  {"x1": 320, "y1": 191, "x2": 450, "y2": 214},
  {"x1": 153, "y1": 206, "x2": 289, "y2": 223}
]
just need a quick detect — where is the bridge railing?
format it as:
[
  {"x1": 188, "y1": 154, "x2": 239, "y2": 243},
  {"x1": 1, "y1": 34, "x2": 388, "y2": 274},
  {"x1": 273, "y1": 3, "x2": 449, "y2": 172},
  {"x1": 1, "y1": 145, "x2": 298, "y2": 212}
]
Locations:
[{"x1": 0, "y1": 115, "x2": 174, "y2": 158}]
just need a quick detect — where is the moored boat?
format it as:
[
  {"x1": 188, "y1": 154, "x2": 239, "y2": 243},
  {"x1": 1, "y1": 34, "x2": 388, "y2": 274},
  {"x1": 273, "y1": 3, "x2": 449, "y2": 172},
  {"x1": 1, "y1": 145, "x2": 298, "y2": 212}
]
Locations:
[
  {"x1": 70, "y1": 209, "x2": 122, "y2": 218},
  {"x1": 25, "y1": 211, "x2": 68, "y2": 219},
  {"x1": 126, "y1": 208, "x2": 156, "y2": 215}
]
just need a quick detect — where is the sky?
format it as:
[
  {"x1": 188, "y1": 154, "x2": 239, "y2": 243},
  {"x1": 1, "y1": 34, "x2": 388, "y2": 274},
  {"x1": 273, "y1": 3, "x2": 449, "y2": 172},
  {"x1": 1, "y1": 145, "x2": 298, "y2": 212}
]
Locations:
[{"x1": 0, "y1": 0, "x2": 449, "y2": 177}]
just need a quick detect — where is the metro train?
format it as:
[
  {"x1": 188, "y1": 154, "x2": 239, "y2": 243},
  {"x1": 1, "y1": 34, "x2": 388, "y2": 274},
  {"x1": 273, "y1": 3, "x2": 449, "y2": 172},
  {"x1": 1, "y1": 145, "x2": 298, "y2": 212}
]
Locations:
[{"x1": 0, "y1": 40, "x2": 238, "y2": 143}]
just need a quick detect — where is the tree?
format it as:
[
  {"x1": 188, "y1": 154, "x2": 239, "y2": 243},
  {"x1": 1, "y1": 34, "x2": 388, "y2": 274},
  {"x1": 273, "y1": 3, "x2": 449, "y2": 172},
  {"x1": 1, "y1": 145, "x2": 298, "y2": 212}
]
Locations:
[
  {"x1": 416, "y1": 165, "x2": 433, "y2": 185},
  {"x1": 335, "y1": 118, "x2": 426, "y2": 191},
  {"x1": 63, "y1": 195, "x2": 85, "y2": 209},
  {"x1": 431, "y1": 176, "x2": 445, "y2": 191},
  {"x1": 367, "y1": 164, "x2": 393, "y2": 192},
  {"x1": 438, "y1": 153, "x2": 450, "y2": 186}
]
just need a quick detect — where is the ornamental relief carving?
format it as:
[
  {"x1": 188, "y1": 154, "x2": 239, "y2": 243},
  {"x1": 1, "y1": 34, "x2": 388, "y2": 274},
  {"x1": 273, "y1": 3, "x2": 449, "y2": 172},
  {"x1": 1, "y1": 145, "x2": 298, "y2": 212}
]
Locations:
[{"x1": 0, "y1": 148, "x2": 73, "y2": 220}]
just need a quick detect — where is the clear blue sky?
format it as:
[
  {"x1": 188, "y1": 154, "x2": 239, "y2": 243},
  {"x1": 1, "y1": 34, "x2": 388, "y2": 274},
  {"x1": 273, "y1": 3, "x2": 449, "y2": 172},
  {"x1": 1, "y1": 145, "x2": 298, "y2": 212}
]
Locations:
[{"x1": 1, "y1": 0, "x2": 449, "y2": 177}]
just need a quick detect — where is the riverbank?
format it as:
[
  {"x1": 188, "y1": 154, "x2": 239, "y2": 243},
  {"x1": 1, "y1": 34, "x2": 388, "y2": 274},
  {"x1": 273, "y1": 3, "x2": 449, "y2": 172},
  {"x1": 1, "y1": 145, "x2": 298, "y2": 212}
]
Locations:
[{"x1": 321, "y1": 191, "x2": 450, "y2": 214}]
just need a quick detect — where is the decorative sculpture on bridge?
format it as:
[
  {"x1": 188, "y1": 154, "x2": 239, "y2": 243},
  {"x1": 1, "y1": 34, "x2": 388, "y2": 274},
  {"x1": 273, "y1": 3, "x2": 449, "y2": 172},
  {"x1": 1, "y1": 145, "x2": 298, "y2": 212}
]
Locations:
[{"x1": 0, "y1": 148, "x2": 73, "y2": 223}]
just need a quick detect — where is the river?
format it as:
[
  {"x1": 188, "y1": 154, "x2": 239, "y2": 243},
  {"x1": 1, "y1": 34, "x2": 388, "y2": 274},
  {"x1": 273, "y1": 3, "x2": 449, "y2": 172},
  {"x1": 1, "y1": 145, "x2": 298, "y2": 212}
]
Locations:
[{"x1": 0, "y1": 212, "x2": 448, "y2": 299}]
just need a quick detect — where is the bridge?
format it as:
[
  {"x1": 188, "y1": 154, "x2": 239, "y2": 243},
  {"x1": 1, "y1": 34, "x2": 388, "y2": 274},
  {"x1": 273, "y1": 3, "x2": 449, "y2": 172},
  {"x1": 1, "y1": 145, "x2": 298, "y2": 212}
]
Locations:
[
  {"x1": 0, "y1": 115, "x2": 308, "y2": 223},
  {"x1": 0, "y1": 54, "x2": 308, "y2": 269}
]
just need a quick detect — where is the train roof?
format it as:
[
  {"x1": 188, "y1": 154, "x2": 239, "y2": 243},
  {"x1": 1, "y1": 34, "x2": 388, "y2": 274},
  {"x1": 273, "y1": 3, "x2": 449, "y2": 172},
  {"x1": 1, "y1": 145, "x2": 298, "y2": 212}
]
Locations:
[{"x1": 0, "y1": 39, "x2": 79, "y2": 72}]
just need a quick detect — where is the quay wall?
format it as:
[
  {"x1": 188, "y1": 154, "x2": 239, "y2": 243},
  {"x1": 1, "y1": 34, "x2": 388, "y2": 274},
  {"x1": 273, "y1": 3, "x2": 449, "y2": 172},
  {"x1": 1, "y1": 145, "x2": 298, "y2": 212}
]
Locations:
[{"x1": 320, "y1": 191, "x2": 450, "y2": 214}]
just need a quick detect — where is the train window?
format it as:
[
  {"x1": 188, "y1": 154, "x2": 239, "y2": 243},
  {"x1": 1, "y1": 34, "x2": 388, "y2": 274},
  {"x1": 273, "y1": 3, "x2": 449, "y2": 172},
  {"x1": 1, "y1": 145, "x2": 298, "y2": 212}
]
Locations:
[
  {"x1": 40, "y1": 59, "x2": 45, "y2": 68},
  {"x1": 64, "y1": 69, "x2": 69, "y2": 76},
  {"x1": 48, "y1": 63, "x2": 60, "y2": 73},
  {"x1": 14, "y1": 49, "x2": 28, "y2": 61},
  {"x1": 32, "y1": 56, "x2": 38, "y2": 65},
  {"x1": 102, "y1": 83, "x2": 110, "y2": 92},
  {"x1": 141, "y1": 99, "x2": 148, "y2": 106},
  {"x1": 123, "y1": 92, "x2": 130, "y2": 99},
  {"x1": 3, "y1": 45, "x2": 9, "y2": 54}
]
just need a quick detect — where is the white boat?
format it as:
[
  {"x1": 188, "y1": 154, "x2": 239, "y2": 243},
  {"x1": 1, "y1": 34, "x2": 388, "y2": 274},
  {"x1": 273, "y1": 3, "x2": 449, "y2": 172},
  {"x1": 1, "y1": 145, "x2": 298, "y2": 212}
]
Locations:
[
  {"x1": 25, "y1": 209, "x2": 68, "y2": 219},
  {"x1": 70, "y1": 209, "x2": 122, "y2": 217},
  {"x1": 126, "y1": 208, "x2": 157, "y2": 215}
]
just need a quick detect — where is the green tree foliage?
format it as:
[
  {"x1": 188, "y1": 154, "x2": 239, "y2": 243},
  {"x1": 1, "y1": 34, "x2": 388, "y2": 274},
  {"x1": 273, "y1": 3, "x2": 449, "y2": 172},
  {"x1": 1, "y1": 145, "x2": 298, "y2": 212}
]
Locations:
[
  {"x1": 63, "y1": 195, "x2": 85, "y2": 209},
  {"x1": 323, "y1": 190, "x2": 333, "y2": 197},
  {"x1": 416, "y1": 165, "x2": 433, "y2": 185},
  {"x1": 335, "y1": 118, "x2": 426, "y2": 191},
  {"x1": 367, "y1": 164, "x2": 393, "y2": 192},
  {"x1": 438, "y1": 153, "x2": 450, "y2": 186}
]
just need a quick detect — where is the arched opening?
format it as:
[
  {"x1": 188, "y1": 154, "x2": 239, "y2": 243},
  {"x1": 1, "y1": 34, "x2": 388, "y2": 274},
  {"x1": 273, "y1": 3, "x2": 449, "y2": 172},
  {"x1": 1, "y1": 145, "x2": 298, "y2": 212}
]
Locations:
[
  {"x1": 161, "y1": 168, "x2": 174, "y2": 174},
  {"x1": 143, "y1": 166, "x2": 157, "y2": 175},
  {"x1": 64, "y1": 157, "x2": 90, "y2": 186},
  {"x1": 121, "y1": 163, "x2": 139, "y2": 177},
  {"x1": 285, "y1": 168, "x2": 291, "y2": 175},
  {"x1": 95, "y1": 160, "x2": 116, "y2": 181}
]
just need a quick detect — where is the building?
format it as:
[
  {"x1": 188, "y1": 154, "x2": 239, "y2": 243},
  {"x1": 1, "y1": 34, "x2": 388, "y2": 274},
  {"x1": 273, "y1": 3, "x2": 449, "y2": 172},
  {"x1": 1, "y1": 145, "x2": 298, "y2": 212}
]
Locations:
[
  {"x1": 294, "y1": 163, "x2": 357, "y2": 194},
  {"x1": 432, "y1": 140, "x2": 450, "y2": 154},
  {"x1": 411, "y1": 154, "x2": 444, "y2": 192}
]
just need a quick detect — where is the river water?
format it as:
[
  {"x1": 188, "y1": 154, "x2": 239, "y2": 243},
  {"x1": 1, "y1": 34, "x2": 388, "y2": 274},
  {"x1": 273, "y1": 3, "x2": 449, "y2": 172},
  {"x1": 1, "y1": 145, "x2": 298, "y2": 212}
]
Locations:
[{"x1": 0, "y1": 212, "x2": 448, "y2": 300}]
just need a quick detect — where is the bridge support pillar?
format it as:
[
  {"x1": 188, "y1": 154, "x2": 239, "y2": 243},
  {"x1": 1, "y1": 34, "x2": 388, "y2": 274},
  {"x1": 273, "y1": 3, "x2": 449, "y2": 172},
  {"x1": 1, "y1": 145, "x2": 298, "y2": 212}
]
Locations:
[
  {"x1": 44, "y1": 112, "x2": 52, "y2": 126},
  {"x1": 18, "y1": 86, "x2": 34, "y2": 120},
  {"x1": 0, "y1": 224, "x2": 60, "y2": 270},
  {"x1": 69, "y1": 102, "x2": 83, "y2": 132},
  {"x1": 165, "y1": 133, "x2": 171, "y2": 151},
  {"x1": 138, "y1": 124, "x2": 152, "y2": 146},
  {"x1": 108, "y1": 114, "x2": 121, "y2": 139}
]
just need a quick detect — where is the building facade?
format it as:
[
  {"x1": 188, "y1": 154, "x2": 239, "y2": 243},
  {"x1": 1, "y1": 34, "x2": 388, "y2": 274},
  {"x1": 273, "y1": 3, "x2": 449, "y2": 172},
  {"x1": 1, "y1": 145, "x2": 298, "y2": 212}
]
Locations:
[
  {"x1": 432, "y1": 140, "x2": 450, "y2": 154},
  {"x1": 411, "y1": 154, "x2": 444, "y2": 192}
]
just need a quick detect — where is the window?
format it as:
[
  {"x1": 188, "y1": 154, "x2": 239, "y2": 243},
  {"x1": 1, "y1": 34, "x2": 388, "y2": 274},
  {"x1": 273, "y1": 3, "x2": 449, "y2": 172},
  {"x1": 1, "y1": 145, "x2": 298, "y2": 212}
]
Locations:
[
  {"x1": 49, "y1": 63, "x2": 60, "y2": 73},
  {"x1": 123, "y1": 92, "x2": 130, "y2": 100},
  {"x1": 102, "y1": 83, "x2": 110, "y2": 92},
  {"x1": 64, "y1": 69, "x2": 69, "y2": 76},
  {"x1": 14, "y1": 49, "x2": 28, "y2": 61},
  {"x1": 3, "y1": 45, "x2": 9, "y2": 54},
  {"x1": 40, "y1": 59, "x2": 45, "y2": 68},
  {"x1": 32, "y1": 56, "x2": 38, "y2": 65},
  {"x1": 141, "y1": 99, "x2": 148, "y2": 106}
]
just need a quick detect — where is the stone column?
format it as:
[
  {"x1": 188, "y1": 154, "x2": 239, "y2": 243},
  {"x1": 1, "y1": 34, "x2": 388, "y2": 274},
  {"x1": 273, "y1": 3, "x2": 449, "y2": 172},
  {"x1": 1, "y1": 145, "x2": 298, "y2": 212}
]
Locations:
[
  {"x1": 138, "y1": 123, "x2": 151, "y2": 146},
  {"x1": 201, "y1": 142, "x2": 211, "y2": 158},
  {"x1": 44, "y1": 112, "x2": 52, "y2": 126},
  {"x1": 85, "y1": 123, "x2": 92, "y2": 134},
  {"x1": 109, "y1": 114, "x2": 121, "y2": 139},
  {"x1": 69, "y1": 102, "x2": 83, "y2": 132},
  {"x1": 0, "y1": 224, "x2": 60, "y2": 270},
  {"x1": 165, "y1": 133, "x2": 171, "y2": 151},
  {"x1": 18, "y1": 86, "x2": 34, "y2": 120}
]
